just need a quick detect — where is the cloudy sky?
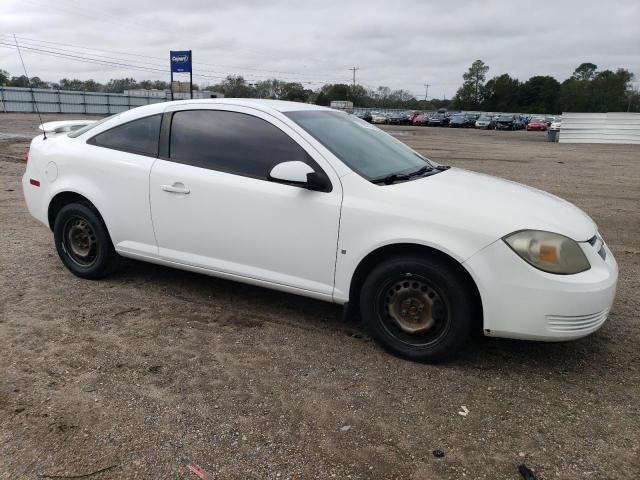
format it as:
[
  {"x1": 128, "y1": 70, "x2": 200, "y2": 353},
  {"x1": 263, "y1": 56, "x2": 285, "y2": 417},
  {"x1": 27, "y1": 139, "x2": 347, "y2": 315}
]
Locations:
[{"x1": 1, "y1": 0, "x2": 639, "y2": 98}]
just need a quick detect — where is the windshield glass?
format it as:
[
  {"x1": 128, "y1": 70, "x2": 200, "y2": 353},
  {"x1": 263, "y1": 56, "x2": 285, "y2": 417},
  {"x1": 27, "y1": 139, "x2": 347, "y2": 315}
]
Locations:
[
  {"x1": 499, "y1": 115, "x2": 514, "y2": 121},
  {"x1": 286, "y1": 110, "x2": 433, "y2": 181}
]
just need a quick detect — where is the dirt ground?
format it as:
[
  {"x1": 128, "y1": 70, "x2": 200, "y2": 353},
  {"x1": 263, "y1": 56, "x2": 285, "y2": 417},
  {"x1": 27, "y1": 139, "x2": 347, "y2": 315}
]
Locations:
[{"x1": 0, "y1": 113, "x2": 638, "y2": 480}]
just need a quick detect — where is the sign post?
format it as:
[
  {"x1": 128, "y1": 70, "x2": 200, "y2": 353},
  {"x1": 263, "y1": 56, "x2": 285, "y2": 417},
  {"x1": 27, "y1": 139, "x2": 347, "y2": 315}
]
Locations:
[{"x1": 170, "y1": 50, "x2": 193, "y2": 100}]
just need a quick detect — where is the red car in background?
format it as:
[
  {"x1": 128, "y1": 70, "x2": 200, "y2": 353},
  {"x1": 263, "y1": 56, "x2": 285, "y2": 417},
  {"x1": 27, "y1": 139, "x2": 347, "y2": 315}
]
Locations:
[
  {"x1": 407, "y1": 111, "x2": 421, "y2": 123},
  {"x1": 526, "y1": 118, "x2": 547, "y2": 131},
  {"x1": 412, "y1": 113, "x2": 429, "y2": 126}
]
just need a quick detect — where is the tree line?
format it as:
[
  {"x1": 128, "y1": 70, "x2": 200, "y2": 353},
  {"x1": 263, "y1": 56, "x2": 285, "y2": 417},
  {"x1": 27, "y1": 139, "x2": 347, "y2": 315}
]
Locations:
[
  {"x1": 0, "y1": 72, "x2": 195, "y2": 94},
  {"x1": 451, "y1": 60, "x2": 638, "y2": 113},
  {"x1": 1, "y1": 61, "x2": 638, "y2": 113}
]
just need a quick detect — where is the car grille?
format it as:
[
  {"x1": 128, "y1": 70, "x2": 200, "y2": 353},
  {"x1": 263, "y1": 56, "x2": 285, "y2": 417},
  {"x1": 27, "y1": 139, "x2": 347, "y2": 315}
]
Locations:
[{"x1": 546, "y1": 310, "x2": 609, "y2": 333}]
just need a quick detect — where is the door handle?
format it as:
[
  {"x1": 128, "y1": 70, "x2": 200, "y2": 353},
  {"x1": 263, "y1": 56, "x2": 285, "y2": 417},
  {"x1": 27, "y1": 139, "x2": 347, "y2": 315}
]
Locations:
[{"x1": 161, "y1": 182, "x2": 190, "y2": 194}]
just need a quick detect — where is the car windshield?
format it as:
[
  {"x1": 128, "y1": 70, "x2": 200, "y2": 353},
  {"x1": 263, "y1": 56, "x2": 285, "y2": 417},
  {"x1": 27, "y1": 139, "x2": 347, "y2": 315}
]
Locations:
[
  {"x1": 499, "y1": 115, "x2": 514, "y2": 121},
  {"x1": 452, "y1": 114, "x2": 465, "y2": 119},
  {"x1": 478, "y1": 115, "x2": 490, "y2": 120},
  {"x1": 286, "y1": 110, "x2": 433, "y2": 181}
]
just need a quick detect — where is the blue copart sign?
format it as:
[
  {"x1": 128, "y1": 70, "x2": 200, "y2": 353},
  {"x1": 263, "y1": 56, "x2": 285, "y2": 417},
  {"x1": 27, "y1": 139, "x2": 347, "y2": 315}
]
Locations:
[{"x1": 170, "y1": 51, "x2": 191, "y2": 73}]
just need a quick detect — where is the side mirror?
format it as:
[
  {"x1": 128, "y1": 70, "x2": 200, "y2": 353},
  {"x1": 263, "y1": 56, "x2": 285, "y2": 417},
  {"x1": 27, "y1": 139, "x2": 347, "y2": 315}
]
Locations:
[{"x1": 268, "y1": 161, "x2": 331, "y2": 192}]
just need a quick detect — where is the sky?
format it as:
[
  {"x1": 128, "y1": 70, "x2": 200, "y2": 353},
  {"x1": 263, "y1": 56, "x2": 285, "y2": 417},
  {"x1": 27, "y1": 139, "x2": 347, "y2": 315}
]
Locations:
[{"x1": 1, "y1": 0, "x2": 639, "y2": 98}]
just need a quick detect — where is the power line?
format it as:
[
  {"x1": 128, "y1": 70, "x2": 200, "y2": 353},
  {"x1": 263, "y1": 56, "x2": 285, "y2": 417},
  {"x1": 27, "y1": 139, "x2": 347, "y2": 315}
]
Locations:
[
  {"x1": 0, "y1": 36, "x2": 345, "y2": 84},
  {"x1": 1, "y1": 34, "x2": 348, "y2": 81},
  {"x1": 0, "y1": 41, "x2": 351, "y2": 86}
]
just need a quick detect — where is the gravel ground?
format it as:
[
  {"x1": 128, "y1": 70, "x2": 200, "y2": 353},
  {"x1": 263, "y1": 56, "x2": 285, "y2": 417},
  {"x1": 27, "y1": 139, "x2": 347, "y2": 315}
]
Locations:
[{"x1": 0, "y1": 113, "x2": 638, "y2": 480}]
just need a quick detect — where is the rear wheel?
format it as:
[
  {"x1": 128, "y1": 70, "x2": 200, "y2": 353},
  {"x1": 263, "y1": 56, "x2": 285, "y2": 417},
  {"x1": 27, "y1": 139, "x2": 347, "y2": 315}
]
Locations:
[
  {"x1": 360, "y1": 256, "x2": 473, "y2": 362},
  {"x1": 53, "y1": 203, "x2": 118, "y2": 279}
]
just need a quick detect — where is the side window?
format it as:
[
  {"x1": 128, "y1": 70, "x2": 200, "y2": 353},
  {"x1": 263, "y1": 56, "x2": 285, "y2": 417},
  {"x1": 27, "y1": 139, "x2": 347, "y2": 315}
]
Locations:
[
  {"x1": 169, "y1": 110, "x2": 310, "y2": 179},
  {"x1": 89, "y1": 114, "x2": 162, "y2": 156}
]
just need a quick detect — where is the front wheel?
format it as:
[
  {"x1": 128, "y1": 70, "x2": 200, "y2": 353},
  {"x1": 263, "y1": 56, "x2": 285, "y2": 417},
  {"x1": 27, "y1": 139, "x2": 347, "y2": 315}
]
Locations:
[
  {"x1": 54, "y1": 202, "x2": 118, "y2": 279},
  {"x1": 360, "y1": 256, "x2": 473, "y2": 362}
]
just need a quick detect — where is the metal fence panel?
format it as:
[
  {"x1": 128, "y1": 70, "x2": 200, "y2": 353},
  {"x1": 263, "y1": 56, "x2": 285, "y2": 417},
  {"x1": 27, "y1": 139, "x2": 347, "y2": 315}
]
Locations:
[
  {"x1": 61, "y1": 103, "x2": 86, "y2": 114},
  {"x1": 560, "y1": 112, "x2": 640, "y2": 144}
]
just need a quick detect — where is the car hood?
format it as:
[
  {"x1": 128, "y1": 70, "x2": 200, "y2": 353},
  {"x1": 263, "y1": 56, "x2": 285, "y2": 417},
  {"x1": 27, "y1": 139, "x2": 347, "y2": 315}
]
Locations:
[{"x1": 382, "y1": 168, "x2": 596, "y2": 242}]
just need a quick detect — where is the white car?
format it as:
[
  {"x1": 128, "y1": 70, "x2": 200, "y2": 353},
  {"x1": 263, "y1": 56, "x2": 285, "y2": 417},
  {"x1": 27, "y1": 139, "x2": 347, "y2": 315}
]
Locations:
[
  {"x1": 550, "y1": 119, "x2": 562, "y2": 130},
  {"x1": 22, "y1": 99, "x2": 618, "y2": 362},
  {"x1": 371, "y1": 113, "x2": 388, "y2": 124}
]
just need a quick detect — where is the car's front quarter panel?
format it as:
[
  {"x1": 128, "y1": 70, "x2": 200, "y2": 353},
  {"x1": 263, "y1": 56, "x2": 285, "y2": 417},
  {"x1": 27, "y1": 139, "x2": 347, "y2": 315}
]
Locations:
[{"x1": 333, "y1": 173, "x2": 497, "y2": 302}]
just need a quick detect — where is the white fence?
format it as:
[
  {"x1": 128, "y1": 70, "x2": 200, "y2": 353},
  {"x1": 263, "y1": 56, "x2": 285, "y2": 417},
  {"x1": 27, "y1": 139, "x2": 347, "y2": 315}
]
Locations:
[
  {"x1": 0, "y1": 86, "x2": 167, "y2": 115},
  {"x1": 560, "y1": 112, "x2": 640, "y2": 144}
]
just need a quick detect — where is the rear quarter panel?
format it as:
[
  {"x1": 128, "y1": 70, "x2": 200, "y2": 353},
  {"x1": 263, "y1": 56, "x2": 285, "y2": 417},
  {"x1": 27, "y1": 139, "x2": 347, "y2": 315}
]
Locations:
[{"x1": 27, "y1": 135, "x2": 158, "y2": 256}]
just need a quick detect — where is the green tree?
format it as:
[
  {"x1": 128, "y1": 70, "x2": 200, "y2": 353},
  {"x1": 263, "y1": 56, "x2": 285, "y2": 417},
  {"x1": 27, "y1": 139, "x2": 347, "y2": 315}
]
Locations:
[
  {"x1": 482, "y1": 74, "x2": 521, "y2": 112},
  {"x1": 59, "y1": 78, "x2": 87, "y2": 91},
  {"x1": 453, "y1": 60, "x2": 489, "y2": 109},
  {"x1": 314, "y1": 91, "x2": 329, "y2": 106},
  {"x1": 520, "y1": 75, "x2": 560, "y2": 113},
  {"x1": 280, "y1": 82, "x2": 307, "y2": 102},
  {"x1": 9, "y1": 75, "x2": 30, "y2": 88},
  {"x1": 254, "y1": 78, "x2": 285, "y2": 99},
  {"x1": 0, "y1": 69, "x2": 10, "y2": 85},
  {"x1": 81, "y1": 79, "x2": 103, "y2": 92},
  {"x1": 572, "y1": 62, "x2": 598, "y2": 81},
  {"x1": 104, "y1": 78, "x2": 138, "y2": 93},
  {"x1": 213, "y1": 75, "x2": 255, "y2": 97}
]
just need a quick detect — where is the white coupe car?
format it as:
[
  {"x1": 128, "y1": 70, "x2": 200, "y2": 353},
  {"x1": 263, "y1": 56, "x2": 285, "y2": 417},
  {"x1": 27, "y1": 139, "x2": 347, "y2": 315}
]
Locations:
[{"x1": 22, "y1": 99, "x2": 618, "y2": 362}]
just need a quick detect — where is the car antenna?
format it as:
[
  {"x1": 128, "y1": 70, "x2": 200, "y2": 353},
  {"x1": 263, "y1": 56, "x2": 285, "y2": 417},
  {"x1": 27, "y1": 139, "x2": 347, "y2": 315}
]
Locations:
[{"x1": 13, "y1": 34, "x2": 46, "y2": 140}]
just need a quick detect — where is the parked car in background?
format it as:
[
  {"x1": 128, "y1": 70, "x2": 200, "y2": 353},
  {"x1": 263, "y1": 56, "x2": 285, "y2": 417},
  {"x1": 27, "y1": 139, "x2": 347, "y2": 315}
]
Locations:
[
  {"x1": 355, "y1": 110, "x2": 372, "y2": 123},
  {"x1": 465, "y1": 113, "x2": 480, "y2": 124},
  {"x1": 475, "y1": 114, "x2": 495, "y2": 129},
  {"x1": 550, "y1": 117, "x2": 562, "y2": 130},
  {"x1": 427, "y1": 114, "x2": 445, "y2": 126},
  {"x1": 441, "y1": 114, "x2": 451, "y2": 127},
  {"x1": 23, "y1": 99, "x2": 618, "y2": 363},
  {"x1": 387, "y1": 111, "x2": 407, "y2": 125},
  {"x1": 371, "y1": 112, "x2": 388, "y2": 124},
  {"x1": 412, "y1": 113, "x2": 429, "y2": 126},
  {"x1": 407, "y1": 111, "x2": 421, "y2": 124},
  {"x1": 495, "y1": 114, "x2": 518, "y2": 130},
  {"x1": 449, "y1": 113, "x2": 472, "y2": 128},
  {"x1": 526, "y1": 118, "x2": 547, "y2": 131}
]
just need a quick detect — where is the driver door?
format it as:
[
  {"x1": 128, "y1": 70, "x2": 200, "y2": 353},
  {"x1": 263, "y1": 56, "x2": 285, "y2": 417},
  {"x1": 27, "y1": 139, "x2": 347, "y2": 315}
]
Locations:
[{"x1": 149, "y1": 105, "x2": 343, "y2": 298}]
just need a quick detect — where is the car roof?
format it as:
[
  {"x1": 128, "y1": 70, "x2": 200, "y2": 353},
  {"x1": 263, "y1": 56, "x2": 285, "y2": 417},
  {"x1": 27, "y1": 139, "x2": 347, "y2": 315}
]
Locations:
[{"x1": 167, "y1": 98, "x2": 330, "y2": 113}]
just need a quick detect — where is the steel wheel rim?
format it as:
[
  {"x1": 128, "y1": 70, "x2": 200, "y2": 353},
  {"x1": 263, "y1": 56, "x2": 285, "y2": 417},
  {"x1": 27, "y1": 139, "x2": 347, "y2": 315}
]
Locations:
[
  {"x1": 377, "y1": 274, "x2": 450, "y2": 347},
  {"x1": 63, "y1": 216, "x2": 98, "y2": 267}
]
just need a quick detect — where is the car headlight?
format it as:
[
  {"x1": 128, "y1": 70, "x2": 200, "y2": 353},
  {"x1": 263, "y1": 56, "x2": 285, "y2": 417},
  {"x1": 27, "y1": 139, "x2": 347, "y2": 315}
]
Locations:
[{"x1": 503, "y1": 230, "x2": 590, "y2": 274}]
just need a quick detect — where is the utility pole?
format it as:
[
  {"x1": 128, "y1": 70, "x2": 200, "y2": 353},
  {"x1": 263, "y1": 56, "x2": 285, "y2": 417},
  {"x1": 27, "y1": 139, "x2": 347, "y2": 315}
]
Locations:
[
  {"x1": 349, "y1": 67, "x2": 359, "y2": 88},
  {"x1": 424, "y1": 82, "x2": 431, "y2": 101}
]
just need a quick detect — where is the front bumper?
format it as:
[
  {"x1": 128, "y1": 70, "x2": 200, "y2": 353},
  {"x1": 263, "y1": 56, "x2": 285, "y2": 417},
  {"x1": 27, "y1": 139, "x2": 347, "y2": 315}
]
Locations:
[{"x1": 463, "y1": 236, "x2": 618, "y2": 341}]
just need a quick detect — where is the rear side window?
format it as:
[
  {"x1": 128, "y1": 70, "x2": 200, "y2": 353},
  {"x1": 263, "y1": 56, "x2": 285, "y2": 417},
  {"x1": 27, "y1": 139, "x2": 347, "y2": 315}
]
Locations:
[
  {"x1": 169, "y1": 110, "x2": 309, "y2": 179},
  {"x1": 89, "y1": 114, "x2": 162, "y2": 156}
]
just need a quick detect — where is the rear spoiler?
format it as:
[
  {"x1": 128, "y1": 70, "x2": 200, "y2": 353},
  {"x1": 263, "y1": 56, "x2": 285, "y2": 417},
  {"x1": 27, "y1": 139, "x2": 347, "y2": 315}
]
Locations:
[{"x1": 38, "y1": 120, "x2": 97, "y2": 134}]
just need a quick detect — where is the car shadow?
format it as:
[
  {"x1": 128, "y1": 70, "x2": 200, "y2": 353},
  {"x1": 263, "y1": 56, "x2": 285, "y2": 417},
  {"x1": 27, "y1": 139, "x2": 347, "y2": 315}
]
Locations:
[{"x1": 112, "y1": 258, "x2": 612, "y2": 372}]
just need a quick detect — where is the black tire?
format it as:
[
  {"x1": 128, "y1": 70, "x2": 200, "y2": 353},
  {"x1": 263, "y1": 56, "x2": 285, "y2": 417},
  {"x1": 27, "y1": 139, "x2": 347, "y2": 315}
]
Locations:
[
  {"x1": 53, "y1": 202, "x2": 118, "y2": 279},
  {"x1": 360, "y1": 256, "x2": 473, "y2": 362}
]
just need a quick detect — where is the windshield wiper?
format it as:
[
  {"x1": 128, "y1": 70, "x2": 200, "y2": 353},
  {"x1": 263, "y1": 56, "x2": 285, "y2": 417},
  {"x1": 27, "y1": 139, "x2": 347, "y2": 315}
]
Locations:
[
  {"x1": 371, "y1": 172, "x2": 411, "y2": 185},
  {"x1": 372, "y1": 165, "x2": 439, "y2": 185},
  {"x1": 407, "y1": 165, "x2": 434, "y2": 177}
]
